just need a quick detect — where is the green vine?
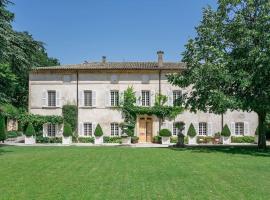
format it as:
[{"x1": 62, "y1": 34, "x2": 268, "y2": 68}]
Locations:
[
  {"x1": 62, "y1": 105, "x2": 77, "y2": 132},
  {"x1": 119, "y1": 87, "x2": 183, "y2": 136}
]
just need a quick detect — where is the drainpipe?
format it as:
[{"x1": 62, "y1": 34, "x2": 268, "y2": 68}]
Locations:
[
  {"x1": 158, "y1": 69, "x2": 162, "y2": 132},
  {"x1": 76, "y1": 70, "x2": 79, "y2": 135}
]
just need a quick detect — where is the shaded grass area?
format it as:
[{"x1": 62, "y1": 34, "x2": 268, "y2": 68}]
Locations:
[{"x1": 0, "y1": 146, "x2": 270, "y2": 200}]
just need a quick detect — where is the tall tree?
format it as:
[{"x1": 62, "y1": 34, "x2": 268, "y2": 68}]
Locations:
[
  {"x1": 168, "y1": 0, "x2": 270, "y2": 149},
  {"x1": 0, "y1": 0, "x2": 60, "y2": 107}
]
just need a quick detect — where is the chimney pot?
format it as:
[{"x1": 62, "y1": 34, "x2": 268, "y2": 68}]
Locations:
[
  {"x1": 157, "y1": 51, "x2": 164, "y2": 67},
  {"x1": 102, "y1": 56, "x2": 106, "y2": 64}
]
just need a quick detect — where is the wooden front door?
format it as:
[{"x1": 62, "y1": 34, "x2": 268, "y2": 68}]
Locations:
[{"x1": 139, "y1": 117, "x2": 153, "y2": 143}]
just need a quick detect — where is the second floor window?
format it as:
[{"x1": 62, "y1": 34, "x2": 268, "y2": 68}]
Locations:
[
  {"x1": 110, "y1": 90, "x2": 119, "y2": 106},
  {"x1": 173, "y1": 90, "x2": 182, "y2": 106},
  {"x1": 199, "y1": 122, "x2": 207, "y2": 136},
  {"x1": 83, "y1": 123, "x2": 92, "y2": 136},
  {"x1": 47, "y1": 124, "x2": 56, "y2": 137},
  {"x1": 111, "y1": 123, "x2": 119, "y2": 136},
  {"x1": 235, "y1": 122, "x2": 244, "y2": 135},
  {"x1": 84, "y1": 90, "x2": 92, "y2": 106},
  {"x1": 48, "y1": 90, "x2": 56, "y2": 107},
  {"x1": 142, "y1": 90, "x2": 150, "y2": 106}
]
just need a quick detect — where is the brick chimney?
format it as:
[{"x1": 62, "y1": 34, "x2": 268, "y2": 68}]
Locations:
[
  {"x1": 102, "y1": 56, "x2": 106, "y2": 64},
  {"x1": 157, "y1": 51, "x2": 164, "y2": 67}
]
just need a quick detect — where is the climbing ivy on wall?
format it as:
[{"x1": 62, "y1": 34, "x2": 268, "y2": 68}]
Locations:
[
  {"x1": 119, "y1": 87, "x2": 183, "y2": 136},
  {"x1": 62, "y1": 105, "x2": 77, "y2": 132}
]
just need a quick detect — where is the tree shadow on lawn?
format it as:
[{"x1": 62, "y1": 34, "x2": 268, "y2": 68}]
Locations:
[
  {"x1": 0, "y1": 144, "x2": 13, "y2": 156},
  {"x1": 169, "y1": 146, "x2": 270, "y2": 157}
]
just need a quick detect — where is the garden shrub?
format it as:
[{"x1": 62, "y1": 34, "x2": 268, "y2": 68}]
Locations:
[
  {"x1": 77, "y1": 137, "x2": 95, "y2": 143},
  {"x1": 159, "y1": 129, "x2": 172, "y2": 137},
  {"x1": 221, "y1": 124, "x2": 231, "y2": 137},
  {"x1": 62, "y1": 105, "x2": 77, "y2": 132},
  {"x1": 214, "y1": 132, "x2": 221, "y2": 137},
  {"x1": 231, "y1": 136, "x2": 254, "y2": 143},
  {"x1": 152, "y1": 136, "x2": 161, "y2": 144},
  {"x1": 94, "y1": 124, "x2": 103, "y2": 137},
  {"x1": 131, "y1": 136, "x2": 139, "y2": 143},
  {"x1": 187, "y1": 123, "x2": 197, "y2": 137},
  {"x1": 63, "y1": 123, "x2": 73, "y2": 137},
  {"x1": 0, "y1": 114, "x2": 6, "y2": 142},
  {"x1": 6, "y1": 131, "x2": 23, "y2": 138},
  {"x1": 196, "y1": 136, "x2": 213, "y2": 144},
  {"x1": 36, "y1": 136, "x2": 62, "y2": 143},
  {"x1": 170, "y1": 136, "x2": 178, "y2": 143},
  {"x1": 103, "y1": 136, "x2": 122, "y2": 143},
  {"x1": 24, "y1": 122, "x2": 35, "y2": 137}
]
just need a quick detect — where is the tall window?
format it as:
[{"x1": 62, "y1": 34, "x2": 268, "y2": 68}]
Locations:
[
  {"x1": 48, "y1": 90, "x2": 56, "y2": 107},
  {"x1": 84, "y1": 90, "x2": 92, "y2": 106},
  {"x1": 110, "y1": 90, "x2": 119, "y2": 106},
  {"x1": 173, "y1": 90, "x2": 182, "y2": 106},
  {"x1": 199, "y1": 122, "x2": 207, "y2": 136},
  {"x1": 235, "y1": 122, "x2": 244, "y2": 135},
  {"x1": 173, "y1": 122, "x2": 185, "y2": 136},
  {"x1": 142, "y1": 90, "x2": 150, "y2": 106},
  {"x1": 47, "y1": 124, "x2": 56, "y2": 137},
  {"x1": 111, "y1": 123, "x2": 119, "y2": 136},
  {"x1": 83, "y1": 123, "x2": 92, "y2": 136}
]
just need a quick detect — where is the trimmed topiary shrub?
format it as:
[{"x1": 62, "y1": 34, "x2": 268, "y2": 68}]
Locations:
[
  {"x1": 221, "y1": 124, "x2": 231, "y2": 137},
  {"x1": 63, "y1": 123, "x2": 73, "y2": 137},
  {"x1": 94, "y1": 124, "x2": 103, "y2": 137},
  {"x1": 0, "y1": 114, "x2": 6, "y2": 142},
  {"x1": 24, "y1": 123, "x2": 35, "y2": 137},
  {"x1": 159, "y1": 129, "x2": 172, "y2": 137},
  {"x1": 187, "y1": 123, "x2": 197, "y2": 137}
]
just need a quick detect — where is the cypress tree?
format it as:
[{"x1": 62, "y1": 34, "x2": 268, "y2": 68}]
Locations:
[{"x1": 0, "y1": 114, "x2": 6, "y2": 142}]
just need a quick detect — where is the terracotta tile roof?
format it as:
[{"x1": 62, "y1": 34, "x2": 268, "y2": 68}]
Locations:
[{"x1": 32, "y1": 62, "x2": 186, "y2": 71}]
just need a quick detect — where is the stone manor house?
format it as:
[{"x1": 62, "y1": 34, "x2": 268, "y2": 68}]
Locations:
[{"x1": 29, "y1": 51, "x2": 258, "y2": 143}]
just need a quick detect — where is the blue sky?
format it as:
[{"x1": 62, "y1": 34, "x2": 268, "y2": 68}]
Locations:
[{"x1": 10, "y1": 0, "x2": 217, "y2": 65}]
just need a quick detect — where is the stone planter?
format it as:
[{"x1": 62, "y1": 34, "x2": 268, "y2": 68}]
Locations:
[
  {"x1": 62, "y1": 136, "x2": 72, "y2": 145},
  {"x1": 25, "y1": 136, "x2": 36, "y2": 145},
  {"x1": 161, "y1": 136, "x2": 170, "y2": 145},
  {"x1": 94, "y1": 136, "x2": 103, "y2": 144},
  {"x1": 222, "y1": 136, "x2": 231, "y2": 144},
  {"x1": 121, "y1": 136, "x2": 131, "y2": 145},
  {"x1": 254, "y1": 135, "x2": 258, "y2": 144},
  {"x1": 188, "y1": 136, "x2": 197, "y2": 145}
]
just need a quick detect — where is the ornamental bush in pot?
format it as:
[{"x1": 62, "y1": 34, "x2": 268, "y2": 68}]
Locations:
[
  {"x1": 159, "y1": 128, "x2": 172, "y2": 145},
  {"x1": 187, "y1": 123, "x2": 197, "y2": 145},
  {"x1": 221, "y1": 124, "x2": 231, "y2": 144},
  {"x1": 62, "y1": 123, "x2": 73, "y2": 145},
  {"x1": 94, "y1": 124, "x2": 103, "y2": 144},
  {"x1": 24, "y1": 122, "x2": 36, "y2": 144}
]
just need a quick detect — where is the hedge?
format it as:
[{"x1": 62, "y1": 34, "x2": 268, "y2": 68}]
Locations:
[
  {"x1": 196, "y1": 136, "x2": 213, "y2": 144},
  {"x1": 231, "y1": 136, "x2": 254, "y2": 143},
  {"x1": 104, "y1": 136, "x2": 122, "y2": 143},
  {"x1": 63, "y1": 123, "x2": 73, "y2": 137},
  {"x1": 6, "y1": 131, "x2": 23, "y2": 138},
  {"x1": 76, "y1": 137, "x2": 95, "y2": 143},
  {"x1": 36, "y1": 136, "x2": 62, "y2": 143},
  {"x1": 159, "y1": 129, "x2": 172, "y2": 137}
]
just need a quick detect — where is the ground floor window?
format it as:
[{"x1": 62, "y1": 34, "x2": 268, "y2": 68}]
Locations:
[
  {"x1": 47, "y1": 124, "x2": 56, "y2": 137},
  {"x1": 199, "y1": 122, "x2": 207, "y2": 136},
  {"x1": 83, "y1": 123, "x2": 92, "y2": 136},
  {"x1": 111, "y1": 123, "x2": 119, "y2": 136},
  {"x1": 235, "y1": 122, "x2": 244, "y2": 135}
]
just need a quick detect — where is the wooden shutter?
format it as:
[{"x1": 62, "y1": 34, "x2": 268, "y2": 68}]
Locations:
[
  {"x1": 79, "y1": 122, "x2": 83, "y2": 136},
  {"x1": 207, "y1": 122, "x2": 213, "y2": 136},
  {"x1": 136, "y1": 91, "x2": 141, "y2": 106},
  {"x1": 150, "y1": 90, "x2": 155, "y2": 106},
  {"x1": 92, "y1": 91, "x2": 97, "y2": 107},
  {"x1": 43, "y1": 123, "x2": 47, "y2": 137},
  {"x1": 79, "y1": 90, "x2": 84, "y2": 106},
  {"x1": 230, "y1": 122, "x2": 235, "y2": 135},
  {"x1": 56, "y1": 91, "x2": 61, "y2": 107},
  {"x1": 119, "y1": 91, "x2": 124, "y2": 105},
  {"x1": 105, "y1": 91, "x2": 110, "y2": 107},
  {"x1": 42, "y1": 90, "x2": 47, "y2": 107},
  {"x1": 167, "y1": 90, "x2": 173, "y2": 106},
  {"x1": 92, "y1": 122, "x2": 97, "y2": 136},
  {"x1": 244, "y1": 121, "x2": 249, "y2": 135},
  {"x1": 193, "y1": 122, "x2": 199, "y2": 135}
]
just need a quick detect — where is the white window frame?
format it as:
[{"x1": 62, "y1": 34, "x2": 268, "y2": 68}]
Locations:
[
  {"x1": 83, "y1": 123, "x2": 93, "y2": 136},
  {"x1": 110, "y1": 90, "x2": 119, "y2": 107},
  {"x1": 235, "y1": 122, "x2": 244, "y2": 136},
  {"x1": 173, "y1": 90, "x2": 182, "y2": 106},
  {"x1": 199, "y1": 122, "x2": 207, "y2": 136},
  {"x1": 47, "y1": 123, "x2": 56, "y2": 137},
  {"x1": 111, "y1": 123, "x2": 120, "y2": 136},
  {"x1": 84, "y1": 90, "x2": 92, "y2": 107},
  {"x1": 141, "y1": 90, "x2": 150, "y2": 106},
  {"x1": 48, "y1": 90, "x2": 56, "y2": 107}
]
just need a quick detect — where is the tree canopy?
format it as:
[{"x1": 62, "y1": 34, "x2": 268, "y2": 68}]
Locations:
[
  {"x1": 0, "y1": 0, "x2": 59, "y2": 108},
  {"x1": 168, "y1": 0, "x2": 270, "y2": 149}
]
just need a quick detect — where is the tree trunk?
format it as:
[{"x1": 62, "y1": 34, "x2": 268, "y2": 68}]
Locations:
[{"x1": 257, "y1": 112, "x2": 266, "y2": 150}]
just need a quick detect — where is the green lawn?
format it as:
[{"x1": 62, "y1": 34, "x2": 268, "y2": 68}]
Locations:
[{"x1": 0, "y1": 146, "x2": 270, "y2": 200}]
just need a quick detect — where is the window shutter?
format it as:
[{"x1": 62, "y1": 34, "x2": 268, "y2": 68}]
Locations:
[
  {"x1": 136, "y1": 91, "x2": 141, "y2": 106},
  {"x1": 167, "y1": 90, "x2": 173, "y2": 106},
  {"x1": 79, "y1": 122, "x2": 83, "y2": 136},
  {"x1": 193, "y1": 122, "x2": 199, "y2": 135},
  {"x1": 230, "y1": 122, "x2": 235, "y2": 135},
  {"x1": 42, "y1": 90, "x2": 47, "y2": 107},
  {"x1": 142, "y1": 75, "x2": 149, "y2": 84},
  {"x1": 119, "y1": 91, "x2": 124, "y2": 105},
  {"x1": 58, "y1": 124, "x2": 64, "y2": 136},
  {"x1": 56, "y1": 91, "x2": 61, "y2": 107},
  {"x1": 92, "y1": 123, "x2": 97, "y2": 136},
  {"x1": 169, "y1": 121, "x2": 174, "y2": 135},
  {"x1": 105, "y1": 91, "x2": 110, "y2": 107},
  {"x1": 244, "y1": 121, "x2": 249, "y2": 135},
  {"x1": 207, "y1": 122, "x2": 213, "y2": 136},
  {"x1": 79, "y1": 90, "x2": 84, "y2": 106},
  {"x1": 111, "y1": 74, "x2": 118, "y2": 83},
  {"x1": 92, "y1": 91, "x2": 96, "y2": 107},
  {"x1": 43, "y1": 123, "x2": 47, "y2": 137},
  {"x1": 150, "y1": 90, "x2": 155, "y2": 106},
  {"x1": 182, "y1": 89, "x2": 187, "y2": 105}
]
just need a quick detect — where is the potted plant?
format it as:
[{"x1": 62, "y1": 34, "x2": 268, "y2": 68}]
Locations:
[
  {"x1": 94, "y1": 124, "x2": 103, "y2": 144},
  {"x1": 120, "y1": 122, "x2": 131, "y2": 145},
  {"x1": 221, "y1": 124, "x2": 231, "y2": 144},
  {"x1": 62, "y1": 123, "x2": 73, "y2": 145},
  {"x1": 121, "y1": 133, "x2": 131, "y2": 144},
  {"x1": 214, "y1": 132, "x2": 221, "y2": 144},
  {"x1": 187, "y1": 123, "x2": 197, "y2": 145},
  {"x1": 24, "y1": 122, "x2": 36, "y2": 144},
  {"x1": 159, "y1": 128, "x2": 172, "y2": 145}
]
